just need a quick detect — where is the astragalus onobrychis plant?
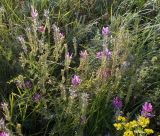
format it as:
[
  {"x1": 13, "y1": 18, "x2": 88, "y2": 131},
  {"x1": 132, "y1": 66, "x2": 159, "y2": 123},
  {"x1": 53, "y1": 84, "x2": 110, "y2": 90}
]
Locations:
[{"x1": 0, "y1": 0, "x2": 160, "y2": 136}]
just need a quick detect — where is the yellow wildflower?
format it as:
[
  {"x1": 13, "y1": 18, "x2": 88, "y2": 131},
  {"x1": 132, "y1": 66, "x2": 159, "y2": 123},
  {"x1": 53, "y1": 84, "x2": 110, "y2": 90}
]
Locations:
[
  {"x1": 138, "y1": 116, "x2": 150, "y2": 128},
  {"x1": 113, "y1": 123, "x2": 122, "y2": 130},
  {"x1": 129, "y1": 120, "x2": 137, "y2": 128},
  {"x1": 123, "y1": 130, "x2": 134, "y2": 136},
  {"x1": 144, "y1": 129, "x2": 154, "y2": 135},
  {"x1": 124, "y1": 120, "x2": 137, "y2": 130},
  {"x1": 117, "y1": 116, "x2": 126, "y2": 122},
  {"x1": 124, "y1": 123, "x2": 131, "y2": 130}
]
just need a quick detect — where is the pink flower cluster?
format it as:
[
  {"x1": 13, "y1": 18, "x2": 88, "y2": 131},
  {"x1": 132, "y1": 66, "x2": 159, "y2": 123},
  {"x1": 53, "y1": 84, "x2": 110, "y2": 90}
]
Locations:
[
  {"x1": 102, "y1": 27, "x2": 109, "y2": 37},
  {"x1": 0, "y1": 132, "x2": 9, "y2": 136},
  {"x1": 80, "y1": 50, "x2": 88, "y2": 59},
  {"x1": 112, "y1": 97, "x2": 122, "y2": 109},
  {"x1": 31, "y1": 6, "x2": 38, "y2": 20},
  {"x1": 71, "y1": 75, "x2": 81, "y2": 86},
  {"x1": 38, "y1": 26, "x2": 45, "y2": 33},
  {"x1": 96, "y1": 48, "x2": 112, "y2": 60},
  {"x1": 141, "y1": 102, "x2": 153, "y2": 118}
]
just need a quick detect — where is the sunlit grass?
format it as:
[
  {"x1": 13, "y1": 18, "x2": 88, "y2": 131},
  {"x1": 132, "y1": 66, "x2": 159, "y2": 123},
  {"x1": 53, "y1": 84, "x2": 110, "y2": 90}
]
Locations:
[{"x1": 0, "y1": 0, "x2": 160, "y2": 135}]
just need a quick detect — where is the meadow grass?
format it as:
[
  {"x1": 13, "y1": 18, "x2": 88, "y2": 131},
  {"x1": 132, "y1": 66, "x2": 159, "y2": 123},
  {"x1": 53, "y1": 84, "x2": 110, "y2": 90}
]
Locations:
[{"x1": 0, "y1": 0, "x2": 160, "y2": 136}]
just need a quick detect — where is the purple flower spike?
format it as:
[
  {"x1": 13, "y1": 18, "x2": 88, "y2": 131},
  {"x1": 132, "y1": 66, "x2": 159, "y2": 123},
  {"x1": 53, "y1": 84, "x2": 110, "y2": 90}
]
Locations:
[
  {"x1": 59, "y1": 32, "x2": 64, "y2": 39},
  {"x1": 38, "y1": 26, "x2": 45, "y2": 33},
  {"x1": 31, "y1": 6, "x2": 38, "y2": 20},
  {"x1": 112, "y1": 97, "x2": 122, "y2": 109},
  {"x1": 104, "y1": 48, "x2": 112, "y2": 59},
  {"x1": 0, "y1": 131, "x2": 9, "y2": 136},
  {"x1": 80, "y1": 50, "x2": 88, "y2": 59},
  {"x1": 142, "y1": 102, "x2": 153, "y2": 113},
  {"x1": 24, "y1": 80, "x2": 32, "y2": 89},
  {"x1": 32, "y1": 93, "x2": 40, "y2": 102},
  {"x1": 141, "y1": 102, "x2": 153, "y2": 118},
  {"x1": 96, "y1": 49, "x2": 111, "y2": 60},
  {"x1": 102, "y1": 27, "x2": 109, "y2": 37},
  {"x1": 96, "y1": 52, "x2": 103, "y2": 59},
  {"x1": 66, "y1": 52, "x2": 72, "y2": 59},
  {"x1": 71, "y1": 75, "x2": 81, "y2": 86},
  {"x1": 141, "y1": 111, "x2": 154, "y2": 118},
  {"x1": 15, "y1": 80, "x2": 23, "y2": 89}
]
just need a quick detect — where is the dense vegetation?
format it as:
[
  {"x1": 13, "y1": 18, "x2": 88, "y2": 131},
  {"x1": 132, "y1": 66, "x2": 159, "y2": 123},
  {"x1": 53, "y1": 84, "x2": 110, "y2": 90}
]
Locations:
[{"x1": 0, "y1": 0, "x2": 160, "y2": 135}]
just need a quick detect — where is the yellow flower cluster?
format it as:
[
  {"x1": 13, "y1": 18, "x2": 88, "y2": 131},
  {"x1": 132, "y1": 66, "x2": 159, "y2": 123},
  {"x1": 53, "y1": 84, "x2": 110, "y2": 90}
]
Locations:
[
  {"x1": 129, "y1": 120, "x2": 137, "y2": 128},
  {"x1": 123, "y1": 130, "x2": 134, "y2": 136},
  {"x1": 138, "y1": 116, "x2": 150, "y2": 128},
  {"x1": 124, "y1": 120, "x2": 137, "y2": 130},
  {"x1": 113, "y1": 115, "x2": 154, "y2": 136},
  {"x1": 117, "y1": 116, "x2": 126, "y2": 122},
  {"x1": 113, "y1": 116, "x2": 126, "y2": 130},
  {"x1": 113, "y1": 123, "x2": 122, "y2": 130},
  {"x1": 144, "y1": 129, "x2": 154, "y2": 135}
]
